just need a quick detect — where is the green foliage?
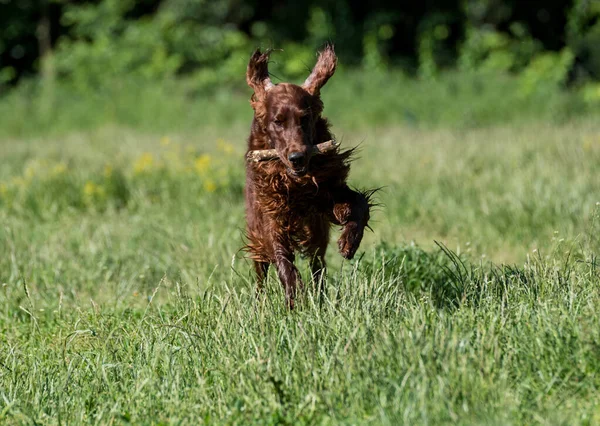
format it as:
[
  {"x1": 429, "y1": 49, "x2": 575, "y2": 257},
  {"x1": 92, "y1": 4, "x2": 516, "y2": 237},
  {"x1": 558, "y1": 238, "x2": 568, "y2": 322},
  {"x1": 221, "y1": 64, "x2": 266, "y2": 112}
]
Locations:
[
  {"x1": 362, "y1": 13, "x2": 396, "y2": 72},
  {"x1": 519, "y1": 48, "x2": 575, "y2": 97},
  {"x1": 567, "y1": 0, "x2": 600, "y2": 83},
  {"x1": 20, "y1": 0, "x2": 600, "y2": 101},
  {"x1": 306, "y1": 6, "x2": 336, "y2": 48},
  {"x1": 55, "y1": 1, "x2": 177, "y2": 89},
  {"x1": 416, "y1": 12, "x2": 455, "y2": 79},
  {"x1": 267, "y1": 43, "x2": 316, "y2": 82},
  {"x1": 458, "y1": 25, "x2": 541, "y2": 74},
  {"x1": 580, "y1": 82, "x2": 600, "y2": 106},
  {"x1": 1, "y1": 68, "x2": 598, "y2": 140},
  {"x1": 52, "y1": 0, "x2": 253, "y2": 92},
  {"x1": 4, "y1": 0, "x2": 600, "y2": 93}
]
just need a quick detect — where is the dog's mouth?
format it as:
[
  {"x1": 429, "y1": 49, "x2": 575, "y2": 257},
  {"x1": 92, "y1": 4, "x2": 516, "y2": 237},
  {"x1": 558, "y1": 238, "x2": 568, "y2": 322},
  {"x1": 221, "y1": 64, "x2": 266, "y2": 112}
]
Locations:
[{"x1": 286, "y1": 166, "x2": 308, "y2": 177}]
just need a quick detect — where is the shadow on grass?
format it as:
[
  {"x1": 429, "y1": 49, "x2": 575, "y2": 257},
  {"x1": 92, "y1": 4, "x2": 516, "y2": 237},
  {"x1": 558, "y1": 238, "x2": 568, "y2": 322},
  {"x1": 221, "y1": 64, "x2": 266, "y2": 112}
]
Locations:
[{"x1": 358, "y1": 241, "x2": 582, "y2": 311}]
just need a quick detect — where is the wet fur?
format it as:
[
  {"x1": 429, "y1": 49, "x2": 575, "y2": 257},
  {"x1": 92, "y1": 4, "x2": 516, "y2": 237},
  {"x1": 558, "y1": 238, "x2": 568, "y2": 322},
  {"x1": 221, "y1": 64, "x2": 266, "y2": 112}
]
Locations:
[{"x1": 244, "y1": 44, "x2": 372, "y2": 308}]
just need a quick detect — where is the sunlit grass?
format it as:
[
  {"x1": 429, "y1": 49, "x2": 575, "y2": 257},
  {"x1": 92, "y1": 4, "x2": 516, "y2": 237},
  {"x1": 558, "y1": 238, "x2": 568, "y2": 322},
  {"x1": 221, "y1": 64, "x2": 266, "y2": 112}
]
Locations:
[
  {"x1": 1, "y1": 85, "x2": 600, "y2": 423},
  {"x1": 0, "y1": 135, "x2": 241, "y2": 218}
]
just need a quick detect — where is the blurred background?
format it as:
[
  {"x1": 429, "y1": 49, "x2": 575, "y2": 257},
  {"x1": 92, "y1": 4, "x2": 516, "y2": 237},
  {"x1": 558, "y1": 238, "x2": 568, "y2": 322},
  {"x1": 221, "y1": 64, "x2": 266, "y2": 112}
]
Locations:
[
  {"x1": 2, "y1": 3, "x2": 600, "y2": 422},
  {"x1": 0, "y1": 0, "x2": 599, "y2": 265},
  {"x1": 1, "y1": 0, "x2": 600, "y2": 133}
]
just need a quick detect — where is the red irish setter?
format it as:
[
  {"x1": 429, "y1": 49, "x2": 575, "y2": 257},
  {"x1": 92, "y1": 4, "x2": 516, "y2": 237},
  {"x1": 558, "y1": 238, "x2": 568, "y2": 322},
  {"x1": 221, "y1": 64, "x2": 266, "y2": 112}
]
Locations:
[{"x1": 244, "y1": 44, "x2": 372, "y2": 308}]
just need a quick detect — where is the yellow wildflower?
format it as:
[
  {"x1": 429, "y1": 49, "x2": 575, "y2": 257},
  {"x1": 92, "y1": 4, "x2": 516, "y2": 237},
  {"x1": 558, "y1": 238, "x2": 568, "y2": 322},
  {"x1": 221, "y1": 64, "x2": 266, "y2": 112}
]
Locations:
[
  {"x1": 51, "y1": 163, "x2": 67, "y2": 176},
  {"x1": 204, "y1": 179, "x2": 217, "y2": 192},
  {"x1": 104, "y1": 165, "x2": 113, "y2": 177},
  {"x1": 133, "y1": 153, "x2": 154, "y2": 174},
  {"x1": 83, "y1": 181, "x2": 97, "y2": 197},
  {"x1": 160, "y1": 136, "x2": 171, "y2": 146},
  {"x1": 24, "y1": 165, "x2": 36, "y2": 180},
  {"x1": 0, "y1": 183, "x2": 7, "y2": 197},
  {"x1": 23, "y1": 159, "x2": 48, "y2": 180},
  {"x1": 83, "y1": 182, "x2": 106, "y2": 204},
  {"x1": 582, "y1": 136, "x2": 599, "y2": 153},
  {"x1": 10, "y1": 176, "x2": 25, "y2": 188},
  {"x1": 194, "y1": 154, "x2": 211, "y2": 175},
  {"x1": 217, "y1": 139, "x2": 235, "y2": 154}
]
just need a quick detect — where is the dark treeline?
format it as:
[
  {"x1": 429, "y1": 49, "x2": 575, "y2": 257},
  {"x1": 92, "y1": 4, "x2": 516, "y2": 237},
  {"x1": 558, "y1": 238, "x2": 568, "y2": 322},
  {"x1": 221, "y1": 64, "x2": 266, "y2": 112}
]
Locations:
[{"x1": 1, "y1": 0, "x2": 599, "y2": 87}]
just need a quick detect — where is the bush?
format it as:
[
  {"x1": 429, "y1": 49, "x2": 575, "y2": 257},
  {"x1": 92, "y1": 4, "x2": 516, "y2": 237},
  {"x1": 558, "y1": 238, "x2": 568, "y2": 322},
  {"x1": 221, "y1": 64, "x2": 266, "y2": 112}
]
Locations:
[
  {"x1": 53, "y1": 0, "x2": 254, "y2": 93},
  {"x1": 519, "y1": 48, "x2": 575, "y2": 97}
]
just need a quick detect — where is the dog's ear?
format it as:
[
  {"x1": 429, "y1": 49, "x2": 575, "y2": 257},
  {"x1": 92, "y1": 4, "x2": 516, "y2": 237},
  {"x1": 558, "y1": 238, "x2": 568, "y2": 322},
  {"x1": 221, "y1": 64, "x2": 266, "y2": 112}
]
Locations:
[
  {"x1": 247, "y1": 49, "x2": 273, "y2": 101},
  {"x1": 302, "y1": 43, "x2": 337, "y2": 96}
]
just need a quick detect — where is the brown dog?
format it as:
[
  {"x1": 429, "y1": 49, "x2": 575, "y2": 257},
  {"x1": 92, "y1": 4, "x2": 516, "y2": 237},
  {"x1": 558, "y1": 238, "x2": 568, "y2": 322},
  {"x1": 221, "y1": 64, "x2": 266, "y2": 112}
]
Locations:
[{"x1": 244, "y1": 44, "x2": 372, "y2": 308}]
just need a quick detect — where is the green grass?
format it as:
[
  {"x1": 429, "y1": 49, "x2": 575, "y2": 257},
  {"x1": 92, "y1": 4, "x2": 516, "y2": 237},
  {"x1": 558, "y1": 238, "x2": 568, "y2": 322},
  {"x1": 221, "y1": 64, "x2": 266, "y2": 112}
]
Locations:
[
  {"x1": 1, "y1": 74, "x2": 600, "y2": 424},
  {"x1": 0, "y1": 68, "x2": 595, "y2": 138}
]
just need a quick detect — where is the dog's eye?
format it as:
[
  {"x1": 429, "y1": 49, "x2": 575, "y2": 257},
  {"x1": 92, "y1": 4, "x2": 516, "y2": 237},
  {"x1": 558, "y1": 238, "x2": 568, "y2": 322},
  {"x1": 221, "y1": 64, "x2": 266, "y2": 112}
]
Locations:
[{"x1": 273, "y1": 119, "x2": 284, "y2": 127}]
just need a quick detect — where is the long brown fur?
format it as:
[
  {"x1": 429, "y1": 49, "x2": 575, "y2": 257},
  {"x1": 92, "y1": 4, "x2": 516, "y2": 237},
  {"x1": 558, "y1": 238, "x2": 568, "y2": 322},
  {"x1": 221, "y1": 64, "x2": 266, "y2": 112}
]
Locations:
[{"x1": 244, "y1": 44, "x2": 373, "y2": 308}]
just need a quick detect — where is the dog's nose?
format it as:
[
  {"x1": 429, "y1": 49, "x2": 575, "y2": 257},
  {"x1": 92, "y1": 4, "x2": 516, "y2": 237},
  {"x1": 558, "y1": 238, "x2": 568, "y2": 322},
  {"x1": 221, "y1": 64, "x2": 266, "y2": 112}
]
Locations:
[{"x1": 288, "y1": 152, "x2": 305, "y2": 166}]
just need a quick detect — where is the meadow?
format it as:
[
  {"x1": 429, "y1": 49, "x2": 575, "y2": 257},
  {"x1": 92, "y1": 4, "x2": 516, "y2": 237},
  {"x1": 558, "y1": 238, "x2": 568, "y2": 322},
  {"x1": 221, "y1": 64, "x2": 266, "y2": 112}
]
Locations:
[{"x1": 1, "y1": 72, "x2": 600, "y2": 424}]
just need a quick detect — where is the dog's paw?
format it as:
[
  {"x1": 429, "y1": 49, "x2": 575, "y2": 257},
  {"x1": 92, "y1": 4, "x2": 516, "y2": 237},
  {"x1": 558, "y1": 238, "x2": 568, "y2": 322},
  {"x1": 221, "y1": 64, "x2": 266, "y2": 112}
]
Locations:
[{"x1": 338, "y1": 221, "x2": 364, "y2": 260}]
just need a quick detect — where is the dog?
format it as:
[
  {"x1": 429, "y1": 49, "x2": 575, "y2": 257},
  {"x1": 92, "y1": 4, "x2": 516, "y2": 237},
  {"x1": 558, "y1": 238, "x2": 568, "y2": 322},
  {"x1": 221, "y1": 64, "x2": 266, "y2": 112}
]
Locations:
[{"x1": 244, "y1": 44, "x2": 372, "y2": 308}]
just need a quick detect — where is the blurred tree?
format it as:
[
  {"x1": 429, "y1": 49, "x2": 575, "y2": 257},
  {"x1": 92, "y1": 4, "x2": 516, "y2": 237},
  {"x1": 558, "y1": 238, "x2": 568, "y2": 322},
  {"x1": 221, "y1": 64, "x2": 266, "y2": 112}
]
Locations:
[
  {"x1": 0, "y1": 0, "x2": 598, "y2": 89},
  {"x1": 0, "y1": 0, "x2": 43, "y2": 85},
  {"x1": 567, "y1": 0, "x2": 600, "y2": 83}
]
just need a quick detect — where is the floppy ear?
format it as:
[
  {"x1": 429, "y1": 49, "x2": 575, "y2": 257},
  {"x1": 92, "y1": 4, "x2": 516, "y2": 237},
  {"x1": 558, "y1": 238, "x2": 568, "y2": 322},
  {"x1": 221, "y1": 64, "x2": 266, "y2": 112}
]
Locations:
[
  {"x1": 246, "y1": 49, "x2": 274, "y2": 101},
  {"x1": 302, "y1": 44, "x2": 337, "y2": 95}
]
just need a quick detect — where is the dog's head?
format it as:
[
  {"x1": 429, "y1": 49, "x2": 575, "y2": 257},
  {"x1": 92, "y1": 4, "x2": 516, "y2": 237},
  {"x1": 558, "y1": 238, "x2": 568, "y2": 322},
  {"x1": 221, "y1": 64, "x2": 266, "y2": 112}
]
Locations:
[{"x1": 246, "y1": 44, "x2": 337, "y2": 177}]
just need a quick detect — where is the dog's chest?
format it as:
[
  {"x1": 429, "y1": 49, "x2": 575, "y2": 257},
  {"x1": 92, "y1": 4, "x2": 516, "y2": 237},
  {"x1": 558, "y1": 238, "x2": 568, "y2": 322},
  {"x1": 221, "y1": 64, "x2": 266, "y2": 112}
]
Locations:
[
  {"x1": 276, "y1": 189, "x2": 327, "y2": 247},
  {"x1": 281, "y1": 185, "x2": 325, "y2": 215},
  {"x1": 263, "y1": 178, "x2": 329, "y2": 224}
]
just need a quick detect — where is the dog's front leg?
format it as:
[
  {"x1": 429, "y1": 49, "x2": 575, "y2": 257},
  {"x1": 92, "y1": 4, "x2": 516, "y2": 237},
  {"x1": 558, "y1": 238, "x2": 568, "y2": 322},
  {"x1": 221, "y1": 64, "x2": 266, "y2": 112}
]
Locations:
[
  {"x1": 273, "y1": 245, "x2": 303, "y2": 309},
  {"x1": 331, "y1": 186, "x2": 371, "y2": 260}
]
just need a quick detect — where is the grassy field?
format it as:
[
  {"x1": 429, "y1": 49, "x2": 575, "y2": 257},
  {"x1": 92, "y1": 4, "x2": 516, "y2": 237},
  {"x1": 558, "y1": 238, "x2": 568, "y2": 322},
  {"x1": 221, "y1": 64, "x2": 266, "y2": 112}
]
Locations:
[{"x1": 1, "y1": 76, "x2": 600, "y2": 424}]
